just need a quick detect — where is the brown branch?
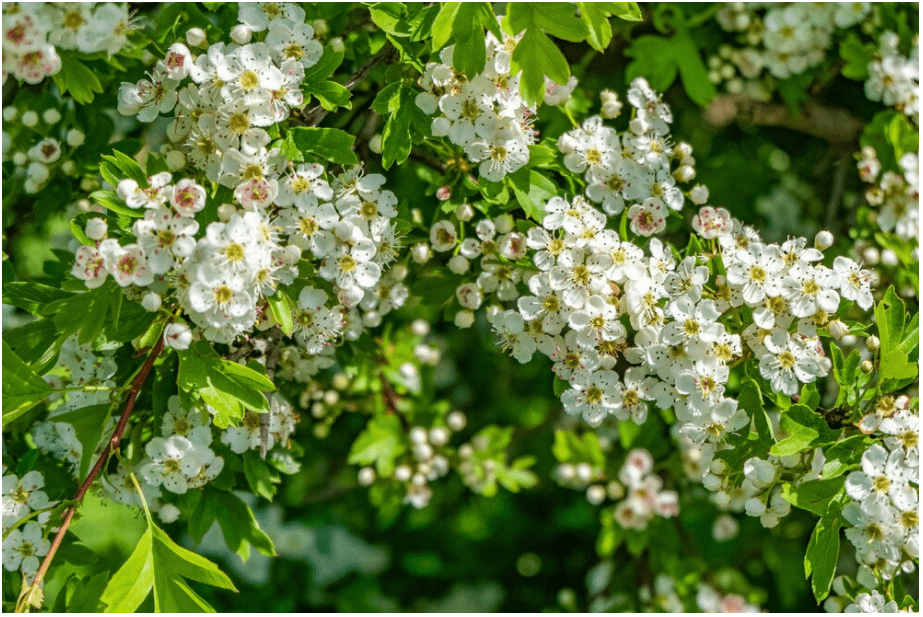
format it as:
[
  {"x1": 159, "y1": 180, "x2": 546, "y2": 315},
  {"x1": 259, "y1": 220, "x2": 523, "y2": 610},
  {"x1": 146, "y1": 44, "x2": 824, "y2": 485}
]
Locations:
[
  {"x1": 703, "y1": 94, "x2": 864, "y2": 150},
  {"x1": 300, "y1": 41, "x2": 399, "y2": 128},
  {"x1": 22, "y1": 337, "x2": 166, "y2": 609}
]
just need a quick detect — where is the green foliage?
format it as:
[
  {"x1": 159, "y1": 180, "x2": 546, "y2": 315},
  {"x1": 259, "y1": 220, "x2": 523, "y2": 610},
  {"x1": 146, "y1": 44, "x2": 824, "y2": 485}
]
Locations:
[
  {"x1": 770, "y1": 405, "x2": 842, "y2": 458},
  {"x1": 371, "y1": 82, "x2": 431, "y2": 169},
  {"x1": 189, "y1": 487, "x2": 276, "y2": 562},
  {"x1": 290, "y1": 127, "x2": 359, "y2": 165},
  {"x1": 51, "y1": 55, "x2": 104, "y2": 105},
  {"x1": 1, "y1": 341, "x2": 52, "y2": 424},
  {"x1": 348, "y1": 414, "x2": 408, "y2": 476},
  {"x1": 431, "y1": 3, "x2": 500, "y2": 78},
  {"x1": 177, "y1": 341, "x2": 275, "y2": 428}
]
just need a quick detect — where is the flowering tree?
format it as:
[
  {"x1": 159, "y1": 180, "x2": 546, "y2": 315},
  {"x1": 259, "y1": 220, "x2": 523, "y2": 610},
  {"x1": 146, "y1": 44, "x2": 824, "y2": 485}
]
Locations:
[{"x1": 1, "y1": 2, "x2": 919, "y2": 613}]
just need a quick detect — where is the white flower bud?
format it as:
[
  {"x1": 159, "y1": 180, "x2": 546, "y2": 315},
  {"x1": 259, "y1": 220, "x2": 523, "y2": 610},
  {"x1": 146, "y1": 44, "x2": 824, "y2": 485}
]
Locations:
[
  {"x1": 429, "y1": 427, "x2": 449, "y2": 446},
  {"x1": 141, "y1": 292, "x2": 162, "y2": 312},
  {"x1": 230, "y1": 24, "x2": 252, "y2": 44},
  {"x1": 331, "y1": 37, "x2": 345, "y2": 53},
  {"x1": 411, "y1": 318, "x2": 430, "y2": 336},
  {"x1": 311, "y1": 402, "x2": 325, "y2": 418},
  {"x1": 454, "y1": 310, "x2": 475, "y2": 329},
  {"x1": 713, "y1": 490, "x2": 731, "y2": 508},
  {"x1": 702, "y1": 473, "x2": 722, "y2": 491},
  {"x1": 414, "y1": 443, "x2": 434, "y2": 460},
  {"x1": 690, "y1": 184, "x2": 709, "y2": 205},
  {"x1": 861, "y1": 246, "x2": 880, "y2": 265},
  {"x1": 158, "y1": 504, "x2": 181, "y2": 524},
  {"x1": 865, "y1": 335, "x2": 880, "y2": 352},
  {"x1": 860, "y1": 360, "x2": 874, "y2": 373},
  {"x1": 323, "y1": 390, "x2": 339, "y2": 405},
  {"x1": 311, "y1": 19, "x2": 328, "y2": 37},
  {"x1": 27, "y1": 162, "x2": 49, "y2": 184},
  {"x1": 185, "y1": 27, "x2": 207, "y2": 47},
  {"x1": 744, "y1": 497, "x2": 766, "y2": 516},
  {"x1": 332, "y1": 373, "x2": 349, "y2": 390},
  {"x1": 712, "y1": 514, "x2": 739, "y2": 542},
  {"x1": 458, "y1": 444, "x2": 473, "y2": 459},
  {"x1": 759, "y1": 512, "x2": 779, "y2": 528},
  {"x1": 586, "y1": 485, "x2": 606, "y2": 505},
  {"x1": 600, "y1": 89, "x2": 622, "y2": 119},
  {"x1": 12, "y1": 152, "x2": 28, "y2": 166},
  {"x1": 24, "y1": 178, "x2": 40, "y2": 193},
  {"x1": 164, "y1": 323, "x2": 193, "y2": 350},
  {"x1": 21, "y1": 111, "x2": 39, "y2": 127},
  {"x1": 369, "y1": 134, "x2": 382, "y2": 153},
  {"x1": 674, "y1": 164, "x2": 695, "y2": 182},
  {"x1": 394, "y1": 464, "x2": 412, "y2": 481},
  {"x1": 42, "y1": 108, "x2": 61, "y2": 124},
  {"x1": 166, "y1": 150, "x2": 186, "y2": 171},
  {"x1": 455, "y1": 203, "x2": 474, "y2": 222},
  {"x1": 826, "y1": 320, "x2": 848, "y2": 340},
  {"x1": 390, "y1": 264, "x2": 408, "y2": 281},
  {"x1": 813, "y1": 230, "x2": 834, "y2": 250},
  {"x1": 575, "y1": 463, "x2": 592, "y2": 483},
  {"x1": 358, "y1": 467, "x2": 376, "y2": 486},
  {"x1": 557, "y1": 463, "x2": 575, "y2": 481},
  {"x1": 61, "y1": 160, "x2": 77, "y2": 175},
  {"x1": 494, "y1": 214, "x2": 514, "y2": 234},
  {"x1": 856, "y1": 565, "x2": 878, "y2": 589},
  {"x1": 436, "y1": 186, "x2": 451, "y2": 201},
  {"x1": 447, "y1": 411, "x2": 467, "y2": 432},
  {"x1": 66, "y1": 128, "x2": 85, "y2": 147},
  {"x1": 448, "y1": 255, "x2": 469, "y2": 275},
  {"x1": 362, "y1": 310, "x2": 382, "y2": 328},
  {"x1": 84, "y1": 217, "x2": 107, "y2": 240},
  {"x1": 411, "y1": 242, "x2": 430, "y2": 264},
  {"x1": 675, "y1": 142, "x2": 693, "y2": 159},
  {"x1": 606, "y1": 481, "x2": 624, "y2": 500},
  {"x1": 881, "y1": 248, "x2": 899, "y2": 267},
  {"x1": 410, "y1": 427, "x2": 428, "y2": 445},
  {"x1": 217, "y1": 203, "x2": 236, "y2": 221},
  {"x1": 3, "y1": 106, "x2": 18, "y2": 122}
]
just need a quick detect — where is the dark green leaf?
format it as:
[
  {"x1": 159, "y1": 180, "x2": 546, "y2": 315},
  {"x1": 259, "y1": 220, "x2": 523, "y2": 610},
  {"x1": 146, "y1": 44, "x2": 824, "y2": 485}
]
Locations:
[
  {"x1": 290, "y1": 127, "x2": 358, "y2": 165},
  {"x1": 2, "y1": 341, "x2": 53, "y2": 424}
]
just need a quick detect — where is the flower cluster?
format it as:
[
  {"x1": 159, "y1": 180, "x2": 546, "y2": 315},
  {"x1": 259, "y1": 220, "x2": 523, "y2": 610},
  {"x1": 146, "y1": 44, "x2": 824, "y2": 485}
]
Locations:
[
  {"x1": 865, "y1": 31, "x2": 920, "y2": 121},
  {"x1": 1, "y1": 105, "x2": 87, "y2": 194},
  {"x1": 415, "y1": 24, "x2": 576, "y2": 182},
  {"x1": 2, "y1": 3, "x2": 131, "y2": 85},
  {"x1": 560, "y1": 78, "x2": 698, "y2": 220},
  {"x1": 118, "y1": 3, "x2": 319, "y2": 194},
  {"x1": 610, "y1": 449, "x2": 679, "y2": 529},
  {"x1": 223, "y1": 394, "x2": 298, "y2": 454},
  {"x1": 843, "y1": 411, "x2": 919, "y2": 583},
  {"x1": 857, "y1": 147, "x2": 919, "y2": 248},
  {"x1": 710, "y1": 3, "x2": 870, "y2": 98}
]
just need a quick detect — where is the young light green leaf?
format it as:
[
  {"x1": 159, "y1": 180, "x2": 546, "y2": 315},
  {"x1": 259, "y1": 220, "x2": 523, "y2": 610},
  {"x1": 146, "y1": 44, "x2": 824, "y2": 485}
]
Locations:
[
  {"x1": 2, "y1": 341, "x2": 53, "y2": 424},
  {"x1": 805, "y1": 509, "x2": 843, "y2": 603},
  {"x1": 243, "y1": 451, "x2": 277, "y2": 501},
  {"x1": 348, "y1": 415, "x2": 408, "y2": 476},
  {"x1": 770, "y1": 405, "x2": 842, "y2": 457},
  {"x1": 101, "y1": 528, "x2": 155, "y2": 613}
]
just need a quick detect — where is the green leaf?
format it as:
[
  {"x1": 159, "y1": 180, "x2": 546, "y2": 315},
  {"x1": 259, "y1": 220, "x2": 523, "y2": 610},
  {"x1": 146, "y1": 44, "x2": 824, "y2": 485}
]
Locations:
[
  {"x1": 372, "y1": 83, "x2": 431, "y2": 169},
  {"x1": 409, "y1": 270, "x2": 457, "y2": 307},
  {"x1": 769, "y1": 405, "x2": 842, "y2": 457},
  {"x1": 62, "y1": 570, "x2": 109, "y2": 612},
  {"x1": 102, "y1": 151, "x2": 149, "y2": 185},
  {"x1": 51, "y1": 404, "x2": 111, "y2": 480},
  {"x1": 42, "y1": 280, "x2": 124, "y2": 345},
  {"x1": 243, "y1": 451, "x2": 277, "y2": 501},
  {"x1": 290, "y1": 127, "x2": 358, "y2": 165},
  {"x1": 177, "y1": 341, "x2": 274, "y2": 429},
  {"x1": 506, "y1": 3, "x2": 588, "y2": 43},
  {"x1": 782, "y1": 477, "x2": 845, "y2": 516},
  {"x1": 495, "y1": 456, "x2": 538, "y2": 492},
  {"x1": 805, "y1": 508, "x2": 844, "y2": 603},
  {"x1": 671, "y1": 31, "x2": 716, "y2": 106},
  {"x1": 101, "y1": 528, "x2": 155, "y2": 613},
  {"x1": 738, "y1": 380, "x2": 774, "y2": 448},
  {"x1": 507, "y1": 168, "x2": 556, "y2": 223},
  {"x1": 102, "y1": 519, "x2": 236, "y2": 613},
  {"x1": 348, "y1": 415, "x2": 408, "y2": 476},
  {"x1": 303, "y1": 45, "x2": 345, "y2": 83},
  {"x1": 608, "y1": 2, "x2": 643, "y2": 21},
  {"x1": 2, "y1": 341, "x2": 53, "y2": 424},
  {"x1": 304, "y1": 81, "x2": 352, "y2": 112},
  {"x1": 577, "y1": 3, "x2": 613, "y2": 52},
  {"x1": 209, "y1": 489, "x2": 276, "y2": 561},
  {"x1": 840, "y1": 34, "x2": 874, "y2": 80},
  {"x1": 52, "y1": 54, "x2": 104, "y2": 104},
  {"x1": 3, "y1": 319, "x2": 64, "y2": 374},
  {"x1": 266, "y1": 291, "x2": 296, "y2": 337},
  {"x1": 2, "y1": 283, "x2": 75, "y2": 316},
  {"x1": 625, "y1": 35, "x2": 677, "y2": 92},
  {"x1": 511, "y1": 28, "x2": 570, "y2": 105},
  {"x1": 431, "y1": 2, "x2": 461, "y2": 51}
]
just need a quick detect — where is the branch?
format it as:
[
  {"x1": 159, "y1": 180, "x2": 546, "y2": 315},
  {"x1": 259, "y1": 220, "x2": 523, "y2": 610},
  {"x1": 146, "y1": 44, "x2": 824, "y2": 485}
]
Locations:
[
  {"x1": 21, "y1": 337, "x2": 166, "y2": 610},
  {"x1": 703, "y1": 94, "x2": 865, "y2": 150},
  {"x1": 300, "y1": 41, "x2": 398, "y2": 127}
]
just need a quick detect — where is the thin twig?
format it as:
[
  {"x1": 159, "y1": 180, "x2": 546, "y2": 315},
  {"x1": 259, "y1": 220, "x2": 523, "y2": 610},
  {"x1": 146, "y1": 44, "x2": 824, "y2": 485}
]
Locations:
[
  {"x1": 300, "y1": 41, "x2": 399, "y2": 127},
  {"x1": 20, "y1": 337, "x2": 166, "y2": 610}
]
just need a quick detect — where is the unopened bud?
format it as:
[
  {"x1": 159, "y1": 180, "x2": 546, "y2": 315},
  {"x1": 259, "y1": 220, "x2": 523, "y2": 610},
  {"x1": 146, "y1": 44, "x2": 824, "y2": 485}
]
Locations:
[
  {"x1": 494, "y1": 214, "x2": 514, "y2": 234},
  {"x1": 369, "y1": 134, "x2": 382, "y2": 154},
  {"x1": 447, "y1": 411, "x2": 467, "y2": 432},
  {"x1": 85, "y1": 217, "x2": 108, "y2": 240},
  {"x1": 814, "y1": 230, "x2": 834, "y2": 250},
  {"x1": 21, "y1": 110, "x2": 39, "y2": 127},
  {"x1": 311, "y1": 19, "x2": 328, "y2": 37},
  {"x1": 860, "y1": 360, "x2": 874, "y2": 374},
  {"x1": 186, "y1": 27, "x2": 207, "y2": 47},
  {"x1": 394, "y1": 465, "x2": 412, "y2": 481},
  {"x1": 66, "y1": 129, "x2": 85, "y2": 147},
  {"x1": 331, "y1": 37, "x2": 345, "y2": 53},
  {"x1": 42, "y1": 108, "x2": 61, "y2": 124},
  {"x1": 230, "y1": 24, "x2": 252, "y2": 44},
  {"x1": 865, "y1": 335, "x2": 880, "y2": 352},
  {"x1": 358, "y1": 467, "x2": 376, "y2": 486},
  {"x1": 166, "y1": 150, "x2": 186, "y2": 171},
  {"x1": 454, "y1": 310, "x2": 475, "y2": 329},
  {"x1": 411, "y1": 318, "x2": 430, "y2": 336},
  {"x1": 690, "y1": 184, "x2": 709, "y2": 205},
  {"x1": 455, "y1": 203, "x2": 474, "y2": 222},
  {"x1": 826, "y1": 320, "x2": 848, "y2": 340},
  {"x1": 141, "y1": 292, "x2": 162, "y2": 312},
  {"x1": 674, "y1": 164, "x2": 695, "y2": 182},
  {"x1": 586, "y1": 485, "x2": 606, "y2": 505},
  {"x1": 411, "y1": 242, "x2": 430, "y2": 264},
  {"x1": 448, "y1": 255, "x2": 469, "y2": 275},
  {"x1": 217, "y1": 203, "x2": 236, "y2": 221},
  {"x1": 436, "y1": 186, "x2": 451, "y2": 201}
]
